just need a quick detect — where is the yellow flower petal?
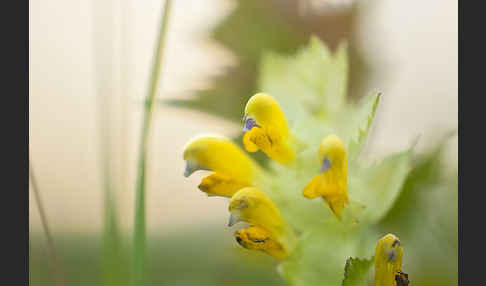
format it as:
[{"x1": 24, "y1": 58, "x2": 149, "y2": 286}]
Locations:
[
  {"x1": 228, "y1": 187, "x2": 295, "y2": 255},
  {"x1": 302, "y1": 175, "x2": 323, "y2": 199},
  {"x1": 242, "y1": 131, "x2": 260, "y2": 152},
  {"x1": 228, "y1": 187, "x2": 284, "y2": 234},
  {"x1": 234, "y1": 225, "x2": 288, "y2": 259},
  {"x1": 242, "y1": 93, "x2": 295, "y2": 165},
  {"x1": 183, "y1": 136, "x2": 263, "y2": 197},
  {"x1": 323, "y1": 195, "x2": 348, "y2": 220},
  {"x1": 374, "y1": 234, "x2": 404, "y2": 286},
  {"x1": 301, "y1": 135, "x2": 349, "y2": 219},
  {"x1": 198, "y1": 173, "x2": 250, "y2": 197},
  {"x1": 243, "y1": 126, "x2": 294, "y2": 164}
]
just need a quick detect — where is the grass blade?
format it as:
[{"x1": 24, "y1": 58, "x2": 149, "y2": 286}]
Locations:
[{"x1": 132, "y1": 1, "x2": 172, "y2": 285}]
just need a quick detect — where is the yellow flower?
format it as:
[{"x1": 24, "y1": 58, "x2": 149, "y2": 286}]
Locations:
[
  {"x1": 183, "y1": 136, "x2": 263, "y2": 197},
  {"x1": 228, "y1": 187, "x2": 295, "y2": 259},
  {"x1": 374, "y1": 234, "x2": 405, "y2": 286},
  {"x1": 242, "y1": 93, "x2": 295, "y2": 165},
  {"x1": 302, "y1": 135, "x2": 349, "y2": 219}
]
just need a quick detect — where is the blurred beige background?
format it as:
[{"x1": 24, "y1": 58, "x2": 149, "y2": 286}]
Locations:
[{"x1": 29, "y1": 0, "x2": 457, "y2": 236}]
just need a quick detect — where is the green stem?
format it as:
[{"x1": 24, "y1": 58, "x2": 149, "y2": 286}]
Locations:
[{"x1": 132, "y1": 1, "x2": 172, "y2": 286}]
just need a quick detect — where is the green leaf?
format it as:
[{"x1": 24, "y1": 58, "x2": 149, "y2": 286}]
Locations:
[
  {"x1": 349, "y1": 148, "x2": 412, "y2": 224},
  {"x1": 257, "y1": 37, "x2": 379, "y2": 161},
  {"x1": 378, "y1": 142, "x2": 445, "y2": 231},
  {"x1": 259, "y1": 37, "x2": 349, "y2": 124},
  {"x1": 342, "y1": 257, "x2": 374, "y2": 286},
  {"x1": 278, "y1": 227, "x2": 365, "y2": 286},
  {"x1": 378, "y1": 132, "x2": 456, "y2": 231},
  {"x1": 346, "y1": 92, "x2": 381, "y2": 163}
]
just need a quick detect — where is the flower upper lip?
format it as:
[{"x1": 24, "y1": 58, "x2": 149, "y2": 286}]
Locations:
[{"x1": 182, "y1": 136, "x2": 264, "y2": 198}]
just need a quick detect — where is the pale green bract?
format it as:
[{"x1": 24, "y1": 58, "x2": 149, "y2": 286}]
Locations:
[
  {"x1": 342, "y1": 257, "x2": 374, "y2": 286},
  {"x1": 250, "y1": 36, "x2": 412, "y2": 285}
]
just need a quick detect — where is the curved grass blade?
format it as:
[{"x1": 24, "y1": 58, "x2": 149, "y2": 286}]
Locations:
[{"x1": 132, "y1": 1, "x2": 172, "y2": 286}]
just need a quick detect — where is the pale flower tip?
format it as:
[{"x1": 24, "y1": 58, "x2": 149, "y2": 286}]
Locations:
[
  {"x1": 228, "y1": 212, "x2": 242, "y2": 227},
  {"x1": 184, "y1": 160, "x2": 209, "y2": 178},
  {"x1": 184, "y1": 161, "x2": 194, "y2": 177}
]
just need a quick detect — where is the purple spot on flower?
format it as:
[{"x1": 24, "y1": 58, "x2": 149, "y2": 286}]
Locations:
[
  {"x1": 321, "y1": 157, "x2": 331, "y2": 172},
  {"x1": 242, "y1": 117, "x2": 260, "y2": 132}
]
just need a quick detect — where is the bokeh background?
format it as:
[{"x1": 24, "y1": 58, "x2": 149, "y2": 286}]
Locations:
[{"x1": 29, "y1": 0, "x2": 457, "y2": 285}]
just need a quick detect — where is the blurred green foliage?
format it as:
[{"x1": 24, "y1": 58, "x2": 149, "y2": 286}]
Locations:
[
  {"x1": 375, "y1": 136, "x2": 458, "y2": 286},
  {"x1": 101, "y1": 197, "x2": 129, "y2": 286},
  {"x1": 30, "y1": 229, "x2": 285, "y2": 286},
  {"x1": 165, "y1": 0, "x2": 367, "y2": 123},
  {"x1": 166, "y1": 0, "x2": 306, "y2": 122}
]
